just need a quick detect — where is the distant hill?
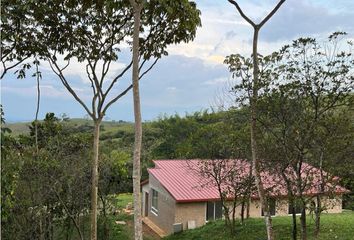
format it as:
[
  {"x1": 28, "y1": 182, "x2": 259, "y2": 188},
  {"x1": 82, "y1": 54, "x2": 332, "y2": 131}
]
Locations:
[{"x1": 4, "y1": 118, "x2": 134, "y2": 136}]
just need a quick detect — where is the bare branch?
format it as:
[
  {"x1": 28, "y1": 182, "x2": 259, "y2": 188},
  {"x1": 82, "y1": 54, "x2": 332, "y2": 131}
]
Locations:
[
  {"x1": 228, "y1": 0, "x2": 286, "y2": 29},
  {"x1": 227, "y1": 0, "x2": 256, "y2": 27},
  {"x1": 48, "y1": 55, "x2": 94, "y2": 119},
  {"x1": 259, "y1": 0, "x2": 286, "y2": 28},
  {"x1": 104, "y1": 60, "x2": 133, "y2": 97},
  {"x1": 139, "y1": 58, "x2": 158, "y2": 80}
]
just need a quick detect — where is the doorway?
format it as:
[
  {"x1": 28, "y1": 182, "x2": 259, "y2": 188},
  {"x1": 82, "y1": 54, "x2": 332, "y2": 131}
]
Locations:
[{"x1": 144, "y1": 192, "x2": 149, "y2": 216}]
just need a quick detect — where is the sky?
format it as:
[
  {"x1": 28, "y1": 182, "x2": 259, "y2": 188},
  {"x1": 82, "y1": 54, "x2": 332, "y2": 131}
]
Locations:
[{"x1": 2, "y1": 0, "x2": 354, "y2": 122}]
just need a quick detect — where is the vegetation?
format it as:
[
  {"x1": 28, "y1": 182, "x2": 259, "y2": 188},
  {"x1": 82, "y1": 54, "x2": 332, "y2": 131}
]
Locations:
[
  {"x1": 1, "y1": 0, "x2": 353, "y2": 239},
  {"x1": 226, "y1": 1, "x2": 286, "y2": 238},
  {"x1": 165, "y1": 211, "x2": 354, "y2": 240}
]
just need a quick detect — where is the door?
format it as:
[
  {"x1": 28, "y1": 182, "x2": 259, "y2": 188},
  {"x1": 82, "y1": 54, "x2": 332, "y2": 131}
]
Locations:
[{"x1": 144, "y1": 192, "x2": 149, "y2": 216}]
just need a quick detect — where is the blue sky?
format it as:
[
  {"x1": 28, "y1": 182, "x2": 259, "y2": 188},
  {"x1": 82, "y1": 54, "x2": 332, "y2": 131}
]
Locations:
[{"x1": 2, "y1": 0, "x2": 354, "y2": 122}]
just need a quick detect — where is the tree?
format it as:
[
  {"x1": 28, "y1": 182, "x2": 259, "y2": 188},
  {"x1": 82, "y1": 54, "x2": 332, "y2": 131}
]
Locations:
[
  {"x1": 256, "y1": 32, "x2": 354, "y2": 240},
  {"x1": 1, "y1": 0, "x2": 38, "y2": 78},
  {"x1": 129, "y1": 0, "x2": 144, "y2": 239},
  {"x1": 10, "y1": 1, "x2": 201, "y2": 239},
  {"x1": 99, "y1": 149, "x2": 130, "y2": 239},
  {"x1": 188, "y1": 159, "x2": 254, "y2": 234},
  {"x1": 1, "y1": 113, "x2": 93, "y2": 240},
  {"x1": 225, "y1": 1, "x2": 286, "y2": 239}
]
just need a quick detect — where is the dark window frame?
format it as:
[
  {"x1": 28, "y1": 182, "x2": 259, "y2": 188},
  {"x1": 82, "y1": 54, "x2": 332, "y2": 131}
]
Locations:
[
  {"x1": 288, "y1": 200, "x2": 302, "y2": 215},
  {"x1": 151, "y1": 189, "x2": 158, "y2": 215},
  {"x1": 206, "y1": 201, "x2": 223, "y2": 221},
  {"x1": 261, "y1": 198, "x2": 276, "y2": 216}
]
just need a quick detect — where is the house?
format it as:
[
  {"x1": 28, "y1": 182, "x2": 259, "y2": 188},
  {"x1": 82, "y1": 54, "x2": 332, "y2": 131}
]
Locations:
[{"x1": 141, "y1": 159, "x2": 348, "y2": 235}]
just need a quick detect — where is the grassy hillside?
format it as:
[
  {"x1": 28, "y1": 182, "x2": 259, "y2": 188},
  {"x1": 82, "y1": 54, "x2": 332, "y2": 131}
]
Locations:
[
  {"x1": 4, "y1": 118, "x2": 134, "y2": 136},
  {"x1": 165, "y1": 211, "x2": 354, "y2": 240}
]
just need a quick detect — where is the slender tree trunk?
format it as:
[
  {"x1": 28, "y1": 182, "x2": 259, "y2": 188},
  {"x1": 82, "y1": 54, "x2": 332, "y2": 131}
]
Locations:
[
  {"x1": 314, "y1": 195, "x2": 321, "y2": 238},
  {"x1": 290, "y1": 199, "x2": 297, "y2": 240},
  {"x1": 250, "y1": 27, "x2": 274, "y2": 240},
  {"x1": 241, "y1": 198, "x2": 245, "y2": 224},
  {"x1": 90, "y1": 120, "x2": 101, "y2": 240},
  {"x1": 315, "y1": 151, "x2": 324, "y2": 238},
  {"x1": 227, "y1": 1, "x2": 285, "y2": 239},
  {"x1": 99, "y1": 194, "x2": 109, "y2": 239},
  {"x1": 300, "y1": 201, "x2": 307, "y2": 240},
  {"x1": 130, "y1": 1, "x2": 143, "y2": 239},
  {"x1": 39, "y1": 215, "x2": 44, "y2": 240},
  {"x1": 66, "y1": 218, "x2": 71, "y2": 240},
  {"x1": 231, "y1": 197, "x2": 237, "y2": 234},
  {"x1": 246, "y1": 160, "x2": 253, "y2": 219},
  {"x1": 34, "y1": 59, "x2": 40, "y2": 155},
  {"x1": 283, "y1": 171, "x2": 297, "y2": 240}
]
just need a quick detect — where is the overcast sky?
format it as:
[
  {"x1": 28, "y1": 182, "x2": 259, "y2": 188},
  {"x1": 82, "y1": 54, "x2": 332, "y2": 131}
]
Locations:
[{"x1": 2, "y1": 0, "x2": 354, "y2": 122}]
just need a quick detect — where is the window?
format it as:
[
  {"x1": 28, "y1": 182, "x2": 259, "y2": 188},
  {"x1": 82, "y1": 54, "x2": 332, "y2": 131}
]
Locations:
[
  {"x1": 261, "y1": 198, "x2": 276, "y2": 216},
  {"x1": 206, "y1": 201, "x2": 223, "y2": 221},
  {"x1": 151, "y1": 189, "x2": 158, "y2": 215},
  {"x1": 288, "y1": 200, "x2": 302, "y2": 215}
]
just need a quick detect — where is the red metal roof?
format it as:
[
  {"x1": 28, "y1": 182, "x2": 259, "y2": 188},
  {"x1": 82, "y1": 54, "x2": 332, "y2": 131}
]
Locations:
[{"x1": 148, "y1": 159, "x2": 349, "y2": 203}]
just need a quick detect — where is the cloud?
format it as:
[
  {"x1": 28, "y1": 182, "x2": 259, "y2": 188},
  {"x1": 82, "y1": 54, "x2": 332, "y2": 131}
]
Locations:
[
  {"x1": 167, "y1": 0, "x2": 354, "y2": 65},
  {"x1": 204, "y1": 77, "x2": 229, "y2": 85},
  {"x1": 41, "y1": 53, "x2": 128, "y2": 84},
  {"x1": 3, "y1": 85, "x2": 68, "y2": 98},
  {"x1": 260, "y1": 0, "x2": 354, "y2": 41},
  {"x1": 166, "y1": 86, "x2": 177, "y2": 91}
]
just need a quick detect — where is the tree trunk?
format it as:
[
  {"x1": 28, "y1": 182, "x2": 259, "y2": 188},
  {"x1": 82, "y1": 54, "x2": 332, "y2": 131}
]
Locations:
[
  {"x1": 90, "y1": 120, "x2": 101, "y2": 240},
  {"x1": 130, "y1": 1, "x2": 143, "y2": 239},
  {"x1": 314, "y1": 195, "x2": 321, "y2": 238},
  {"x1": 240, "y1": 199, "x2": 245, "y2": 225},
  {"x1": 100, "y1": 194, "x2": 110, "y2": 239},
  {"x1": 315, "y1": 150, "x2": 324, "y2": 238},
  {"x1": 231, "y1": 197, "x2": 237, "y2": 234},
  {"x1": 290, "y1": 199, "x2": 297, "y2": 240},
  {"x1": 34, "y1": 59, "x2": 40, "y2": 155},
  {"x1": 66, "y1": 217, "x2": 71, "y2": 240},
  {"x1": 250, "y1": 26, "x2": 274, "y2": 240},
  {"x1": 300, "y1": 203, "x2": 307, "y2": 240}
]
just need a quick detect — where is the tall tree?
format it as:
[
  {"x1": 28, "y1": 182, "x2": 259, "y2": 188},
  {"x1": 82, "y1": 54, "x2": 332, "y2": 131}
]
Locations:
[
  {"x1": 226, "y1": 1, "x2": 285, "y2": 239},
  {"x1": 129, "y1": 0, "x2": 144, "y2": 239},
  {"x1": 9, "y1": 1, "x2": 201, "y2": 239}
]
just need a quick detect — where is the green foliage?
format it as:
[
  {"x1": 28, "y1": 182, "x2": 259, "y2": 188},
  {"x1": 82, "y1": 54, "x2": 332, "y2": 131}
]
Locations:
[
  {"x1": 1, "y1": 113, "x2": 136, "y2": 240},
  {"x1": 149, "y1": 110, "x2": 250, "y2": 160},
  {"x1": 226, "y1": 32, "x2": 354, "y2": 213}
]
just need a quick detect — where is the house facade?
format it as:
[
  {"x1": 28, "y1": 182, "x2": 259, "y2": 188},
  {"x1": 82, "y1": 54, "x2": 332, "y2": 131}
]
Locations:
[{"x1": 141, "y1": 160, "x2": 347, "y2": 235}]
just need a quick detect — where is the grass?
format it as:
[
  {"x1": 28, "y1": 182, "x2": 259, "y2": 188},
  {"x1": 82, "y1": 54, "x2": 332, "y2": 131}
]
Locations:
[
  {"x1": 101, "y1": 193, "x2": 159, "y2": 240},
  {"x1": 51, "y1": 193, "x2": 353, "y2": 240},
  {"x1": 165, "y1": 211, "x2": 354, "y2": 240},
  {"x1": 114, "y1": 193, "x2": 134, "y2": 209}
]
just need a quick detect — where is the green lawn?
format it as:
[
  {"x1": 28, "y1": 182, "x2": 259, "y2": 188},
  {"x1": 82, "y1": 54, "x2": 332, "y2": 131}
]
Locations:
[
  {"x1": 52, "y1": 192, "x2": 353, "y2": 240},
  {"x1": 165, "y1": 211, "x2": 354, "y2": 240}
]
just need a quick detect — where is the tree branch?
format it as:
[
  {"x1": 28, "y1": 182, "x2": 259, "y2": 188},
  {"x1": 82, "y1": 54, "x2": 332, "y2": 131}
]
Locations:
[
  {"x1": 259, "y1": 0, "x2": 286, "y2": 28},
  {"x1": 227, "y1": 0, "x2": 256, "y2": 27},
  {"x1": 48, "y1": 55, "x2": 94, "y2": 119}
]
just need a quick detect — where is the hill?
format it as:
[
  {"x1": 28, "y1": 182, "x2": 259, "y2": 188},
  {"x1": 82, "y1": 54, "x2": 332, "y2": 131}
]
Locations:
[{"x1": 4, "y1": 118, "x2": 134, "y2": 136}]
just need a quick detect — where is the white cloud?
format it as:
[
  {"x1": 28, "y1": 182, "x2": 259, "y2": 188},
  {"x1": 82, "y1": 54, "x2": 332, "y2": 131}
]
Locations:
[
  {"x1": 204, "y1": 77, "x2": 229, "y2": 85},
  {"x1": 2, "y1": 85, "x2": 92, "y2": 100},
  {"x1": 41, "y1": 55, "x2": 128, "y2": 84},
  {"x1": 166, "y1": 86, "x2": 177, "y2": 91}
]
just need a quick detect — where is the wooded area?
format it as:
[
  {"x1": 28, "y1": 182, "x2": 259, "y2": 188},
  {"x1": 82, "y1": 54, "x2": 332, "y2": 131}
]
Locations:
[{"x1": 1, "y1": 0, "x2": 353, "y2": 240}]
